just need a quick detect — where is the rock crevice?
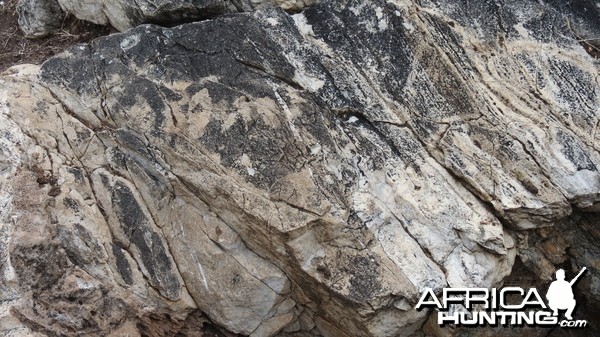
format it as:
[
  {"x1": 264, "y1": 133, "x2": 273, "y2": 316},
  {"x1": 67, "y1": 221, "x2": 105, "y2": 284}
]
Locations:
[{"x1": 1, "y1": 1, "x2": 599, "y2": 337}]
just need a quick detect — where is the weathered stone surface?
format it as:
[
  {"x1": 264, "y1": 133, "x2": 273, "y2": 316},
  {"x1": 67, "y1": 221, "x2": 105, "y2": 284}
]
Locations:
[
  {"x1": 22, "y1": 0, "x2": 317, "y2": 32},
  {"x1": 1, "y1": 0, "x2": 598, "y2": 336},
  {"x1": 17, "y1": 0, "x2": 65, "y2": 38}
]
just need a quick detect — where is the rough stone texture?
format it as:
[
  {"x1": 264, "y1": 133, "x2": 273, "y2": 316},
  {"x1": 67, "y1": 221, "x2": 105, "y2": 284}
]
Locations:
[
  {"x1": 0, "y1": 0, "x2": 598, "y2": 336},
  {"x1": 17, "y1": 0, "x2": 65, "y2": 38},
  {"x1": 39, "y1": 0, "x2": 316, "y2": 32}
]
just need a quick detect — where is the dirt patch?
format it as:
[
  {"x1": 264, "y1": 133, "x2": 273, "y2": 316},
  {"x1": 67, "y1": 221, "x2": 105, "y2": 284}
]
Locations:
[{"x1": 0, "y1": 0, "x2": 112, "y2": 73}]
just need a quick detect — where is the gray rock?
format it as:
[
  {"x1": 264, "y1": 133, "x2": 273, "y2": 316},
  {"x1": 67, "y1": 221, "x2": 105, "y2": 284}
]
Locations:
[
  {"x1": 55, "y1": 0, "x2": 315, "y2": 31},
  {"x1": 0, "y1": 0, "x2": 598, "y2": 336},
  {"x1": 17, "y1": 0, "x2": 65, "y2": 38}
]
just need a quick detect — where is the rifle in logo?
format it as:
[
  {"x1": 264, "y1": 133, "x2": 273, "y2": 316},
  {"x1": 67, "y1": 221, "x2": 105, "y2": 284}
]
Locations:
[
  {"x1": 415, "y1": 266, "x2": 589, "y2": 328},
  {"x1": 546, "y1": 267, "x2": 587, "y2": 320}
]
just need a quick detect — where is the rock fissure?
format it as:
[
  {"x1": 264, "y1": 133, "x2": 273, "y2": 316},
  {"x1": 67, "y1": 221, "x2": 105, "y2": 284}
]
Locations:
[{"x1": 2, "y1": 0, "x2": 599, "y2": 336}]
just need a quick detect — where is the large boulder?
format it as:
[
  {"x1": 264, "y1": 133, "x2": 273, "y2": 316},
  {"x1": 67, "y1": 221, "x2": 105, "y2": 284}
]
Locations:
[
  {"x1": 1, "y1": 0, "x2": 598, "y2": 336},
  {"x1": 18, "y1": 0, "x2": 317, "y2": 33}
]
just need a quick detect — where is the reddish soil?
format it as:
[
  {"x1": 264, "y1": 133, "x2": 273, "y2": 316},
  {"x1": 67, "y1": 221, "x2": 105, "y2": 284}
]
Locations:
[{"x1": 0, "y1": 0, "x2": 111, "y2": 72}]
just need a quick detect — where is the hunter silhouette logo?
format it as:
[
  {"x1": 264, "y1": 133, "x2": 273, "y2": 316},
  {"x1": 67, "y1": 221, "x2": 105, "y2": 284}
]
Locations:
[
  {"x1": 416, "y1": 267, "x2": 588, "y2": 328},
  {"x1": 546, "y1": 267, "x2": 586, "y2": 320}
]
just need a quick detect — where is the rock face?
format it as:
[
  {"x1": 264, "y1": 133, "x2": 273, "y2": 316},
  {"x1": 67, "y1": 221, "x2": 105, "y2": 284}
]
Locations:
[
  {"x1": 17, "y1": 0, "x2": 65, "y2": 38},
  {"x1": 1, "y1": 0, "x2": 598, "y2": 337},
  {"x1": 18, "y1": 0, "x2": 317, "y2": 33}
]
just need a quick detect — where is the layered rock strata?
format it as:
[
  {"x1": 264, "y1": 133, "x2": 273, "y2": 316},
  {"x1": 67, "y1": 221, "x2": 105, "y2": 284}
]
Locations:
[{"x1": 1, "y1": 0, "x2": 598, "y2": 336}]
